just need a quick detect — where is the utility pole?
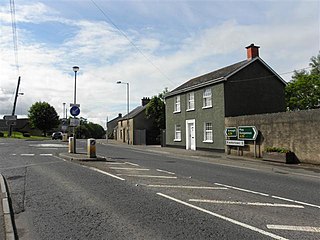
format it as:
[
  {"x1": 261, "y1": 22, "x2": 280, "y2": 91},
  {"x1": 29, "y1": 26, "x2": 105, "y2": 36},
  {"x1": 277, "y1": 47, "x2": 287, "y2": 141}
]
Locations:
[{"x1": 9, "y1": 76, "x2": 21, "y2": 137}]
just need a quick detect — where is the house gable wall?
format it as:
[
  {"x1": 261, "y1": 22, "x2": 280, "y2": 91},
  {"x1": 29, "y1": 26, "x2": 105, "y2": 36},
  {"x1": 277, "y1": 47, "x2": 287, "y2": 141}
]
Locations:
[{"x1": 224, "y1": 60, "x2": 286, "y2": 117}]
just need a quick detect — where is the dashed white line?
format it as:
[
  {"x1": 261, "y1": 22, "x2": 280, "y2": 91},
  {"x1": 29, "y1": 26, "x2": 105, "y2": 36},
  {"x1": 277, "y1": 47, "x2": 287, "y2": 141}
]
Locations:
[
  {"x1": 148, "y1": 185, "x2": 227, "y2": 190},
  {"x1": 267, "y1": 225, "x2": 320, "y2": 232},
  {"x1": 215, "y1": 183, "x2": 269, "y2": 196},
  {"x1": 157, "y1": 193, "x2": 288, "y2": 240},
  {"x1": 89, "y1": 167, "x2": 125, "y2": 181},
  {"x1": 125, "y1": 162, "x2": 140, "y2": 167},
  {"x1": 105, "y1": 162, "x2": 127, "y2": 165},
  {"x1": 21, "y1": 154, "x2": 35, "y2": 156},
  {"x1": 40, "y1": 154, "x2": 53, "y2": 156},
  {"x1": 110, "y1": 167, "x2": 149, "y2": 171},
  {"x1": 272, "y1": 195, "x2": 320, "y2": 209},
  {"x1": 117, "y1": 174, "x2": 177, "y2": 179},
  {"x1": 188, "y1": 200, "x2": 304, "y2": 208},
  {"x1": 156, "y1": 169, "x2": 175, "y2": 175}
]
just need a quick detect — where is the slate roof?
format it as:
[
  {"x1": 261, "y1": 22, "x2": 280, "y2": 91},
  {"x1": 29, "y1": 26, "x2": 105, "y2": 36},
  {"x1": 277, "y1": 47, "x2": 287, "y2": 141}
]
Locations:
[
  {"x1": 167, "y1": 60, "x2": 248, "y2": 97},
  {"x1": 120, "y1": 105, "x2": 147, "y2": 120}
]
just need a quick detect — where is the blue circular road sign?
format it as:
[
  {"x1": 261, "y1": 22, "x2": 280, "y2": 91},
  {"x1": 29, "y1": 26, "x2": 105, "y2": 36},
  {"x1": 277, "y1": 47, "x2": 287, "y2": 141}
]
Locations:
[{"x1": 70, "y1": 106, "x2": 80, "y2": 117}]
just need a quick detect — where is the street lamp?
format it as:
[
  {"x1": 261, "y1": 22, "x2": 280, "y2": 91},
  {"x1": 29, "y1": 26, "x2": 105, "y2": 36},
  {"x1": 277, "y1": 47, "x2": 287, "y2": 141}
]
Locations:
[
  {"x1": 72, "y1": 66, "x2": 79, "y2": 153},
  {"x1": 117, "y1": 81, "x2": 130, "y2": 144}
]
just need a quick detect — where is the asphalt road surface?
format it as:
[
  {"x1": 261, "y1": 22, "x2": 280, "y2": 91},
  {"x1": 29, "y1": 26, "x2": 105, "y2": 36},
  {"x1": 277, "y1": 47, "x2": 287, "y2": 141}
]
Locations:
[{"x1": 0, "y1": 138, "x2": 319, "y2": 240}]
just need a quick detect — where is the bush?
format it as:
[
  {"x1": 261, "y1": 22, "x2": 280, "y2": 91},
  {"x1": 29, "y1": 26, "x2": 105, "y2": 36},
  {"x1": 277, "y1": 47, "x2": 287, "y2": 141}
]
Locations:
[
  {"x1": 23, "y1": 132, "x2": 31, "y2": 137},
  {"x1": 0, "y1": 132, "x2": 4, "y2": 137},
  {"x1": 265, "y1": 146, "x2": 290, "y2": 153}
]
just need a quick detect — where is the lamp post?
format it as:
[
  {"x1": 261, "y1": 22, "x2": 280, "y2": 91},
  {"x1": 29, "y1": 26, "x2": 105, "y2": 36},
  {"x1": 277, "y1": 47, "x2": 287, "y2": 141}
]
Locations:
[
  {"x1": 116, "y1": 81, "x2": 129, "y2": 144},
  {"x1": 72, "y1": 66, "x2": 79, "y2": 153}
]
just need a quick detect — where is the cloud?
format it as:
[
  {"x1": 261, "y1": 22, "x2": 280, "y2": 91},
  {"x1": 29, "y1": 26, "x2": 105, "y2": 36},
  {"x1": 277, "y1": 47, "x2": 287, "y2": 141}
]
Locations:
[{"x1": 0, "y1": 1, "x2": 319, "y2": 127}]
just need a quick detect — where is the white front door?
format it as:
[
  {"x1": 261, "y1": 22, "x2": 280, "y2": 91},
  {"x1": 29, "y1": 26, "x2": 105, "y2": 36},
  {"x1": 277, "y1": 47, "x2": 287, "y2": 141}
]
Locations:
[{"x1": 186, "y1": 119, "x2": 196, "y2": 150}]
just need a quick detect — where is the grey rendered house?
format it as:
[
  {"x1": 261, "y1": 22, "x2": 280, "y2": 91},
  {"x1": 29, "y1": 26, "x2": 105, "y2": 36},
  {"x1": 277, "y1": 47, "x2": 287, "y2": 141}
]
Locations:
[{"x1": 165, "y1": 44, "x2": 286, "y2": 151}]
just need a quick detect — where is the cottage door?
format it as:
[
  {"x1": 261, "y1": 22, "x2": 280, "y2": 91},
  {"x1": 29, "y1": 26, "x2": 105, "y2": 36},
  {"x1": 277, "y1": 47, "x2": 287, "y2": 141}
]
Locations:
[{"x1": 186, "y1": 119, "x2": 196, "y2": 150}]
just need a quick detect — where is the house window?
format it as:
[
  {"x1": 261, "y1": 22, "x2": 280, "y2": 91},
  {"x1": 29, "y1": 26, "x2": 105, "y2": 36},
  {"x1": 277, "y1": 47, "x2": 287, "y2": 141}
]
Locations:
[
  {"x1": 203, "y1": 87, "x2": 212, "y2": 108},
  {"x1": 203, "y1": 122, "x2": 213, "y2": 142},
  {"x1": 174, "y1": 95, "x2": 181, "y2": 113},
  {"x1": 174, "y1": 124, "x2": 181, "y2": 141},
  {"x1": 187, "y1": 92, "x2": 195, "y2": 111}
]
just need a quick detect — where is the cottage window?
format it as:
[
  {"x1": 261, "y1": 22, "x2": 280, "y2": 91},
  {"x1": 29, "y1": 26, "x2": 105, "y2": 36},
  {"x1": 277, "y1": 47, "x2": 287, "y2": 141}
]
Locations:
[
  {"x1": 187, "y1": 92, "x2": 195, "y2": 111},
  {"x1": 174, "y1": 124, "x2": 181, "y2": 141},
  {"x1": 174, "y1": 95, "x2": 181, "y2": 113},
  {"x1": 203, "y1": 88, "x2": 212, "y2": 108},
  {"x1": 203, "y1": 122, "x2": 213, "y2": 142}
]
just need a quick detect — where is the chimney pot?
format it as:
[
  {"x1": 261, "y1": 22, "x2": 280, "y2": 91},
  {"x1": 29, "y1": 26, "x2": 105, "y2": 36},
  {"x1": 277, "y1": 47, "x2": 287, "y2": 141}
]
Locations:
[
  {"x1": 142, "y1": 97, "x2": 150, "y2": 106},
  {"x1": 118, "y1": 113, "x2": 122, "y2": 118},
  {"x1": 246, "y1": 43, "x2": 260, "y2": 60}
]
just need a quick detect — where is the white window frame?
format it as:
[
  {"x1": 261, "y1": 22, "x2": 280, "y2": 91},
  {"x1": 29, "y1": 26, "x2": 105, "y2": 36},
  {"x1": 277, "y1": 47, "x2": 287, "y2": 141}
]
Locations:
[
  {"x1": 174, "y1": 95, "x2": 181, "y2": 113},
  {"x1": 186, "y1": 92, "x2": 195, "y2": 111},
  {"x1": 174, "y1": 124, "x2": 181, "y2": 141},
  {"x1": 203, "y1": 87, "x2": 212, "y2": 109},
  {"x1": 203, "y1": 122, "x2": 213, "y2": 143}
]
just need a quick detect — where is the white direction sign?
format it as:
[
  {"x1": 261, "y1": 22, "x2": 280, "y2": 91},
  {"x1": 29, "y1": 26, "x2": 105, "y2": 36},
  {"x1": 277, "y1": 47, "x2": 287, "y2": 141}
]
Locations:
[
  {"x1": 3, "y1": 115, "x2": 17, "y2": 121},
  {"x1": 226, "y1": 140, "x2": 245, "y2": 146}
]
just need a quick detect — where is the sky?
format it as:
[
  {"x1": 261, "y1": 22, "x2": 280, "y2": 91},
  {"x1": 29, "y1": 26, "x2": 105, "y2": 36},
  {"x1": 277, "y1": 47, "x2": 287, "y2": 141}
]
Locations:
[{"x1": 0, "y1": 0, "x2": 319, "y2": 127}]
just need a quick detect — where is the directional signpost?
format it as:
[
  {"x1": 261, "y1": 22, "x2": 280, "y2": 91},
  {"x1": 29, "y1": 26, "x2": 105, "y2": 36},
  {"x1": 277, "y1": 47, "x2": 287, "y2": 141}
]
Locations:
[
  {"x1": 238, "y1": 126, "x2": 258, "y2": 140},
  {"x1": 225, "y1": 127, "x2": 237, "y2": 138}
]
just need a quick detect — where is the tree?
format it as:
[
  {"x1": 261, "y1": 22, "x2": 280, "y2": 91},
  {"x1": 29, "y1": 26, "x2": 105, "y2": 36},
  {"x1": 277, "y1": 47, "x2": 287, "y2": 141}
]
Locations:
[
  {"x1": 285, "y1": 53, "x2": 320, "y2": 111},
  {"x1": 146, "y1": 88, "x2": 168, "y2": 130},
  {"x1": 75, "y1": 118, "x2": 105, "y2": 139},
  {"x1": 28, "y1": 102, "x2": 59, "y2": 136}
]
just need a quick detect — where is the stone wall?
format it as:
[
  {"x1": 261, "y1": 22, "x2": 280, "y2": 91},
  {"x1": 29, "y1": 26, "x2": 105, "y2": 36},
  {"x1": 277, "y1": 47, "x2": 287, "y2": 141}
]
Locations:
[{"x1": 225, "y1": 109, "x2": 320, "y2": 165}]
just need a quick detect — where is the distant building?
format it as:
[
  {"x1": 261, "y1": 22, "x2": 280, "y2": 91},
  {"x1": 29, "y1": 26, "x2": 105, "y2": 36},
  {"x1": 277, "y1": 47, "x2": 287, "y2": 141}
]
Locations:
[
  {"x1": 107, "y1": 113, "x2": 122, "y2": 139},
  {"x1": 165, "y1": 44, "x2": 286, "y2": 151},
  {"x1": 116, "y1": 97, "x2": 158, "y2": 145}
]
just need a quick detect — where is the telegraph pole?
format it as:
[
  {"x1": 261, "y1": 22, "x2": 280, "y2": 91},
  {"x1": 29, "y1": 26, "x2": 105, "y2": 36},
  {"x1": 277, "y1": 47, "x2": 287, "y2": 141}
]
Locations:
[{"x1": 8, "y1": 76, "x2": 21, "y2": 137}]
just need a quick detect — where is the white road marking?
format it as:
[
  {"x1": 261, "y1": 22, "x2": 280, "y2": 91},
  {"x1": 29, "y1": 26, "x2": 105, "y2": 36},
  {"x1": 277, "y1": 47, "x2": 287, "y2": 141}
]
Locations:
[
  {"x1": 125, "y1": 162, "x2": 140, "y2": 166},
  {"x1": 30, "y1": 144, "x2": 67, "y2": 148},
  {"x1": 188, "y1": 200, "x2": 304, "y2": 208},
  {"x1": 110, "y1": 167, "x2": 150, "y2": 171},
  {"x1": 148, "y1": 185, "x2": 227, "y2": 190},
  {"x1": 267, "y1": 225, "x2": 320, "y2": 232},
  {"x1": 272, "y1": 195, "x2": 320, "y2": 209},
  {"x1": 11, "y1": 154, "x2": 16, "y2": 156},
  {"x1": 88, "y1": 167, "x2": 125, "y2": 181},
  {"x1": 156, "y1": 169, "x2": 175, "y2": 175},
  {"x1": 21, "y1": 154, "x2": 35, "y2": 156},
  {"x1": 215, "y1": 183, "x2": 269, "y2": 196},
  {"x1": 40, "y1": 154, "x2": 53, "y2": 156},
  {"x1": 157, "y1": 193, "x2": 288, "y2": 240},
  {"x1": 117, "y1": 174, "x2": 177, "y2": 179},
  {"x1": 105, "y1": 162, "x2": 127, "y2": 165},
  {"x1": 37, "y1": 148, "x2": 58, "y2": 150}
]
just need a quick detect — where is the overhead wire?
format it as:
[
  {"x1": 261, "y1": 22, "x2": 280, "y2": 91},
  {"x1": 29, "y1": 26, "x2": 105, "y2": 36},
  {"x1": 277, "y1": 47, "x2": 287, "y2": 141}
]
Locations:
[
  {"x1": 9, "y1": 0, "x2": 20, "y2": 75},
  {"x1": 90, "y1": 0, "x2": 175, "y2": 87}
]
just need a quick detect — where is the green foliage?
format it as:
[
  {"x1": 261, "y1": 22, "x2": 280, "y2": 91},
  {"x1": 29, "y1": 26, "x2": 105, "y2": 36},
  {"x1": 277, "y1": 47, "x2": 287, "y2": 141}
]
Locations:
[
  {"x1": 75, "y1": 121, "x2": 105, "y2": 139},
  {"x1": 266, "y1": 146, "x2": 290, "y2": 153},
  {"x1": 285, "y1": 53, "x2": 320, "y2": 111},
  {"x1": 0, "y1": 132, "x2": 4, "y2": 137},
  {"x1": 28, "y1": 102, "x2": 59, "y2": 136},
  {"x1": 145, "y1": 88, "x2": 168, "y2": 130}
]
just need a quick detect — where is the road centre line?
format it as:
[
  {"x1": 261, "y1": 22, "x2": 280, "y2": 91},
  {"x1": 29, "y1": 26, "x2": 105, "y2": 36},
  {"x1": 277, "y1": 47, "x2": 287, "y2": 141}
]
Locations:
[
  {"x1": 40, "y1": 154, "x2": 53, "y2": 156},
  {"x1": 157, "y1": 193, "x2": 288, "y2": 240},
  {"x1": 110, "y1": 167, "x2": 149, "y2": 171},
  {"x1": 125, "y1": 162, "x2": 140, "y2": 166},
  {"x1": 105, "y1": 162, "x2": 127, "y2": 165},
  {"x1": 88, "y1": 167, "x2": 125, "y2": 181},
  {"x1": 271, "y1": 195, "x2": 320, "y2": 209},
  {"x1": 148, "y1": 185, "x2": 227, "y2": 190},
  {"x1": 21, "y1": 154, "x2": 35, "y2": 156},
  {"x1": 267, "y1": 225, "x2": 320, "y2": 233},
  {"x1": 215, "y1": 183, "x2": 269, "y2": 196},
  {"x1": 117, "y1": 174, "x2": 177, "y2": 179},
  {"x1": 156, "y1": 169, "x2": 175, "y2": 175},
  {"x1": 37, "y1": 148, "x2": 58, "y2": 150},
  {"x1": 188, "y1": 200, "x2": 304, "y2": 208}
]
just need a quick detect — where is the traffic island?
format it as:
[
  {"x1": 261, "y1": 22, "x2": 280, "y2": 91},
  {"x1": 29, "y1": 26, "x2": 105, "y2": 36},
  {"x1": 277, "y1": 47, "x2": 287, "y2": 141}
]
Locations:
[{"x1": 59, "y1": 152, "x2": 106, "y2": 162}]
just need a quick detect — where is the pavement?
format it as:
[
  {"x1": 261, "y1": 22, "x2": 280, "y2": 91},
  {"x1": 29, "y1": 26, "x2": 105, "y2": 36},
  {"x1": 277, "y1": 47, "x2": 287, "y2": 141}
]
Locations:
[{"x1": 1, "y1": 139, "x2": 319, "y2": 239}]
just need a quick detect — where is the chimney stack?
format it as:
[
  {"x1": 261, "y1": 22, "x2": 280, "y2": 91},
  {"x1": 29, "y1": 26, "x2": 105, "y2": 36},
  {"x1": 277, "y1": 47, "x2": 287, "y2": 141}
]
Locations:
[
  {"x1": 246, "y1": 43, "x2": 260, "y2": 60},
  {"x1": 118, "y1": 113, "x2": 122, "y2": 118},
  {"x1": 142, "y1": 97, "x2": 150, "y2": 106}
]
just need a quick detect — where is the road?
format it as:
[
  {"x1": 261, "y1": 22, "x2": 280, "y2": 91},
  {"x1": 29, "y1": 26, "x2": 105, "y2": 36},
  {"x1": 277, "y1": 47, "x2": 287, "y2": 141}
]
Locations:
[{"x1": 0, "y1": 138, "x2": 319, "y2": 239}]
